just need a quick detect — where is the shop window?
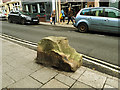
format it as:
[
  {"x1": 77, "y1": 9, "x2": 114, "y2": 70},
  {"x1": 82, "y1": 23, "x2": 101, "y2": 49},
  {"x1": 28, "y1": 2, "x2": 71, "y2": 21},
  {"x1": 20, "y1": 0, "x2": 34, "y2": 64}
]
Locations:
[
  {"x1": 28, "y1": 5, "x2": 31, "y2": 13},
  {"x1": 39, "y1": 3, "x2": 45, "y2": 13},
  {"x1": 99, "y1": 2, "x2": 109, "y2": 7},
  {"x1": 80, "y1": 9, "x2": 90, "y2": 15},
  {"x1": 90, "y1": 8, "x2": 104, "y2": 17},
  {"x1": 105, "y1": 8, "x2": 120, "y2": 18},
  {"x1": 32, "y1": 4, "x2": 38, "y2": 13}
]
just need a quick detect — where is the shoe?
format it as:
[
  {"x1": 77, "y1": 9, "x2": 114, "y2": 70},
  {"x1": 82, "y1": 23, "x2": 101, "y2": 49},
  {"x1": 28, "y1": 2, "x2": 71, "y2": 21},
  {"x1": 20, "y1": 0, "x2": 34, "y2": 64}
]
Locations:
[{"x1": 66, "y1": 23, "x2": 69, "y2": 24}]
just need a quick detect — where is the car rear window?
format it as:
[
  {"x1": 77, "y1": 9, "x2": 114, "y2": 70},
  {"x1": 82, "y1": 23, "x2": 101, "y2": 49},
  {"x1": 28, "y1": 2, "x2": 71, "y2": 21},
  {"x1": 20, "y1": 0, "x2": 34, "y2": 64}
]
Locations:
[
  {"x1": 104, "y1": 8, "x2": 120, "y2": 18},
  {"x1": 20, "y1": 11, "x2": 31, "y2": 15},
  {"x1": 80, "y1": 9, "x2": 90, "y2": 16}
]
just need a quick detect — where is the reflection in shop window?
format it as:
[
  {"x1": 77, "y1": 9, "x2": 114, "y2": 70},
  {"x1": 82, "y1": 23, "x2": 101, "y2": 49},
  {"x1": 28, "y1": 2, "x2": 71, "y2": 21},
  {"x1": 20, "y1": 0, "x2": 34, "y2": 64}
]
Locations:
[
  {"x1": 33, "y1": 5, "x2": 38, "y2": 13},
  {"x1": 39, "y1": 3, "x2": 45, "y2": 13}
]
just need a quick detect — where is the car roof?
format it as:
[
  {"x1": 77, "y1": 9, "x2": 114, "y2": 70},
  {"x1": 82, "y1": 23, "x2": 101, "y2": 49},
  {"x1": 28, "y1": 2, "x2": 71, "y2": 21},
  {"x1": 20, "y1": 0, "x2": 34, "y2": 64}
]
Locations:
[{"x1": 82, "y1": 7, "x2": 120, "y2": 11}]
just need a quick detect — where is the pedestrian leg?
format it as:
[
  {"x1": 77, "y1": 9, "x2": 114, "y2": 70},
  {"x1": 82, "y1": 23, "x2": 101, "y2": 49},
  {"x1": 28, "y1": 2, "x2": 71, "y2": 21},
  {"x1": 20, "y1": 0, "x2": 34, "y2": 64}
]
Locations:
[
  {"x1": 70, "y1": 17, "x2": 74, "y2": 24},
  {"x1": 67, "y1": 17, "x2": 70, "y2": 24},
  {"x1": 52, "y1": 17, "x2": 55, "y2": 25}
]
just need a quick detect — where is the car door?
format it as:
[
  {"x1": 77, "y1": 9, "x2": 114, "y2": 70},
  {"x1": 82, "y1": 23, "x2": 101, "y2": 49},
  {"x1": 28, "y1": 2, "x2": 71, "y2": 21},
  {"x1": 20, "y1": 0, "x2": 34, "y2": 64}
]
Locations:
[
  {"x1": 13, "y1": 12, "x2": 19, "y2": 23},
  {"x1": 102, "y1": 8, "x2": 120, "y2": 33},
  {"x1": 89, "y1": 8, "x2": 104, "y2": 31}
]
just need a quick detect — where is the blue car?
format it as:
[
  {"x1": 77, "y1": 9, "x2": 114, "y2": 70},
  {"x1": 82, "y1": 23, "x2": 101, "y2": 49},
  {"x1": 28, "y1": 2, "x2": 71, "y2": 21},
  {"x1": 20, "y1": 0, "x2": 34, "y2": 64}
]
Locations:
[{"x1": 74, "y1": 7, "x2": 120, "y2": 34}]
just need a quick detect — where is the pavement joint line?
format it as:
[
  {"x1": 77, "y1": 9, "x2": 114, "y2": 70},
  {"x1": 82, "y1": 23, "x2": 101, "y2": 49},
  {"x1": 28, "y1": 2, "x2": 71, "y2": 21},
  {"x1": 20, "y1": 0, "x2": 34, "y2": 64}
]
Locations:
[
  {"x1": 77, "y1": 80, "x2": 98, "y2": 90},
  {"x1": 29, "y1": 75, "x2": 44, "y2": 85},
  {"x1": 54, "y1": 78, "x2": 71, "y2": 88},
  {"x1": 1, "y1": 33, "x2": 120, "y2": 78},
  {"x1": 102, "y1": 77, "x2": 108, "y2": 89},
  {"x1": 68, "y1": 67, "x2": 87, "y2": 89}
]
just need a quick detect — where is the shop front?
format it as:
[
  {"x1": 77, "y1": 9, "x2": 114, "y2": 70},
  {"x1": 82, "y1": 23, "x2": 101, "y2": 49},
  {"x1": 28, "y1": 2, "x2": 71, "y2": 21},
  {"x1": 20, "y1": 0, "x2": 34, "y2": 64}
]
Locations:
[
  {"x1": 61, "y1": 2, "x2": 94, "y2": 16},
  {"x1": 22, "y1": 2, "x2": 52, "y2": 22}
]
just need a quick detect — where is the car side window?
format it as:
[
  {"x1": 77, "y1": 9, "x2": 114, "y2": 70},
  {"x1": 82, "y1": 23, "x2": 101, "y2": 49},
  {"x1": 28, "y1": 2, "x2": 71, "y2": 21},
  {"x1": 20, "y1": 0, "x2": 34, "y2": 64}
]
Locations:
[
  {"x1": 90, "y1": 8, "x2": 104, "y2": 17},
  {"x1": 104, "y1": 8, "x2": 120, "y2": 18},
  {"x1": 80, "y1": 9, "x2": 90, "y2": 16}
]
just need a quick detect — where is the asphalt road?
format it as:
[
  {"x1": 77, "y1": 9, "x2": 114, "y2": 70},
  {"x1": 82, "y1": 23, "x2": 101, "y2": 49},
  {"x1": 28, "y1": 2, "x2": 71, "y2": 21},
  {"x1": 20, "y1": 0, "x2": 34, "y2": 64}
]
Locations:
[{"x1": 1, "y1": 21, "x2": 119, "y2": 66}]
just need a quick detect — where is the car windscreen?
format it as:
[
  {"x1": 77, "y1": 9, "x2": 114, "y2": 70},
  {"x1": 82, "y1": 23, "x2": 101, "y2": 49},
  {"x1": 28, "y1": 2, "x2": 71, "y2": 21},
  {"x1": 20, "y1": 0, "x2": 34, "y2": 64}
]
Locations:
[{"x1": 19, "y1": 11, "x2": 31, "y2": 15}]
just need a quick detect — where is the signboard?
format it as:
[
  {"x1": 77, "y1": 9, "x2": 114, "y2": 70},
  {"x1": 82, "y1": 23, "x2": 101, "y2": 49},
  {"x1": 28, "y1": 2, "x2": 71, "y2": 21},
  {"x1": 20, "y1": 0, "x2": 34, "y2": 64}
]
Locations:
[{"x1": 2, "y1": 0, "x2": 11, "y2": 3}]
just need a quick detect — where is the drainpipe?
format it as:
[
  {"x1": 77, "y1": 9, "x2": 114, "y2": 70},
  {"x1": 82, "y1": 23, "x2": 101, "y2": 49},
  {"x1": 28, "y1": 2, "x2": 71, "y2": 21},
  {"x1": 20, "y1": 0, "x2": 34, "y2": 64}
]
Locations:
[
  {"x1": 58, "y1": 0, "x2": 61, "y2": 23},
  {"x1": 81, "y1": 0, "x2": 83, "y2": 9},
  {"x1": 30, "y1": 5, "x2": 33, "y2": 13},
  {"x1": 56, "y1": 0, "x2": 59, "y2": 22}
]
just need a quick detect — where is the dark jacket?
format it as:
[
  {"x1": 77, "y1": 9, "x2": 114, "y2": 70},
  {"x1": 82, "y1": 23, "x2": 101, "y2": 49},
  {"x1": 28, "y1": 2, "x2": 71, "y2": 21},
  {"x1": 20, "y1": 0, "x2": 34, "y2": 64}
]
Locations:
[
  {"x1": 68, "y1": 10, "x2": 73, "y2": 17},
  {"x1": 52, "y1": 11, "x2": 56, "y2": 17}
]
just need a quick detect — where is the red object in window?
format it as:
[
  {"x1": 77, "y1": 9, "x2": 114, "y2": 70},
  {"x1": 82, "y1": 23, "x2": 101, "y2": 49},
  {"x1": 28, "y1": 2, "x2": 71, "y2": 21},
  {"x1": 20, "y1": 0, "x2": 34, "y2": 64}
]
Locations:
[
  {"x1": 36, "y1": 15, "x2": 40, "y2": 17},
  {"x1": 44, "y1": 15, "x2": 46, "y2": 17}
]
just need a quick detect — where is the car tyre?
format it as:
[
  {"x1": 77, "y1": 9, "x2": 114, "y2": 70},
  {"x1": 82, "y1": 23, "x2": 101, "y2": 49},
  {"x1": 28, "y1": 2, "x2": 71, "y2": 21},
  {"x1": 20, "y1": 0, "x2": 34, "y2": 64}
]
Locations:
[
  {"x1": 8, "y1": 18, "x2": 12, "y2": 23},
  {"x1": 78, "y1": 23, "x2": 88, "y2": 33},
  {"x1": 21, "y1": 19, "x2": 26, "y2": 25}
]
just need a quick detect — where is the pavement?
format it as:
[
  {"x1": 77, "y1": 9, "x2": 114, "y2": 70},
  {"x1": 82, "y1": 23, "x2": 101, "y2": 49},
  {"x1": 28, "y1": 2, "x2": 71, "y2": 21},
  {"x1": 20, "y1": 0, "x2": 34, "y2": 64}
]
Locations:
[
  {"x1": 40, "y1": 21, "x2": 74, "y2": 28},
  {"x1": 1, "y1": 38, "x2": 120, "y2": 89}
]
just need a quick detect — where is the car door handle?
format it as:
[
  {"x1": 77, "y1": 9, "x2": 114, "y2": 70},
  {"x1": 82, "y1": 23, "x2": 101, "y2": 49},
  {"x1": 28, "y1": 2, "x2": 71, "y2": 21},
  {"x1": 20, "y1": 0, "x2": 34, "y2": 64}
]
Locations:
[
  {"x1": 104, "y1": 19, "x2": 109, "y2": 21},
  {"x1": 88, "y1": 17, "x2": 92, "y2": 20}
]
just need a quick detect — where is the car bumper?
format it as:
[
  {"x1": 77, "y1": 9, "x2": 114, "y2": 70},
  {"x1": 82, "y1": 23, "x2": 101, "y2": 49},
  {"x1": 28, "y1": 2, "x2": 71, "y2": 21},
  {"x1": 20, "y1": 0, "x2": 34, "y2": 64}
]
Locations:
[
  {"x1": 26, "y1": 19, "x2": 39, "y2": 24},
  {"x1": 0, "y1": 17, "x2": 7, "y2": 20},
  {"x1": 73, "y1": 23, "x2": 77, "y2": 28}
]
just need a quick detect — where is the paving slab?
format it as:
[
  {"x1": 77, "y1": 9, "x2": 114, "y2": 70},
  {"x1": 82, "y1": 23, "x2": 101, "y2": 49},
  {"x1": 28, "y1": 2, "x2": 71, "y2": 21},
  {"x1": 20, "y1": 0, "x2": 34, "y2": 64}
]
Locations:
[
  {"x1": 6, "y1": 65, "x2": 35, "y2": 81},
  {"x1": 2, "y1": 62, "x2": 14, "y2": 74},
  {"x1": 103, "y1": 84, "x2": 118, "y2": 90},
  {"x1": 2, "y1": 74, "x2": 15, "y2": 88},
  {"x1": 8, "y1": 76, "x2": 42, "y2": 88},
  {"x1": 60, "y1": 71, "x2": 73, "y2": 77},
  {"x1": 30, "y1": 67, "x2": 58, "y2": 84},
  {"x1": 24, "y1": 61, "x2": 43, "y2": 71},
  {"x1": 55, "y1": 73, "x2": 76, "y2": 87},
  {"x1": 70, "y1": 66, "x2": 86, "y2": 80},
  {"x1": 78, "y1": 70, "x2": 107, "y2": 88},
  {"x1": 105, "y1": 77, "x2": 119, "y2": 88},
  {"x1": 41, "y1": 79, "x2": 69, "y2": 88},
  {"x1": 70, "y1": 81, "x2": 96, "y2": 90},
  {"x1": 7, "y1": 56, "x2": 32, "y2": 68}
]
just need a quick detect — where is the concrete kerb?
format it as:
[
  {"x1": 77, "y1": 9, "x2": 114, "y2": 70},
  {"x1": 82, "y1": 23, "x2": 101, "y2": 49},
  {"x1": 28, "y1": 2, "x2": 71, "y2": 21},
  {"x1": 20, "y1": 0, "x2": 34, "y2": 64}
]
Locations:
[
  {"x1": 1, "y1": 33, "x2": 120, "y2": 79},
  {"x1": 39, "y1": 22, "x2": 75, "y2": 28}
]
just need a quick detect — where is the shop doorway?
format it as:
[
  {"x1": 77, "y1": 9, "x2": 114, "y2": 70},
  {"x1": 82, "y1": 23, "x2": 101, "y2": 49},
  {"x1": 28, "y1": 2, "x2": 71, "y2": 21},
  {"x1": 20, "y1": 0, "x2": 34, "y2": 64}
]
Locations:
[{"x1": 45, "y1": 2, "x2": 52, "y2": 21}]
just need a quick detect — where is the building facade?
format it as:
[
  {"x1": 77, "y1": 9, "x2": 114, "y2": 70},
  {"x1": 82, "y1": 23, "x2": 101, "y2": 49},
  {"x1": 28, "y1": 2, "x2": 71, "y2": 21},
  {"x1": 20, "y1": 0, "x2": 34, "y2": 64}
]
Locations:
[
  {"x1": 0, "y1": 0, "x2": 22, "y2": 17},
  {"x1": 22, "y1": 1, "x2": 52, "y2": 22}
]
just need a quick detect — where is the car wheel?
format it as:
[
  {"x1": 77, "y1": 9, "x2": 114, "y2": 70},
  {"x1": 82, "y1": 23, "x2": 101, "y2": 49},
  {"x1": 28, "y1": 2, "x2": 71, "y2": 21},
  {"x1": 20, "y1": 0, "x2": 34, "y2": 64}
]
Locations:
[
  {"x1": 78, "y1": 23, "x2": 88, "y2": 33},
  {"x1": 21, "y1": 19, "x2": 26, "y2": 25},
  {"x1": 8, "y1": 18, "x2": 12, "y2": 23}
]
